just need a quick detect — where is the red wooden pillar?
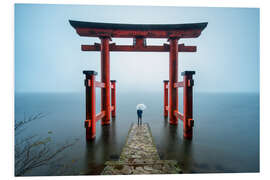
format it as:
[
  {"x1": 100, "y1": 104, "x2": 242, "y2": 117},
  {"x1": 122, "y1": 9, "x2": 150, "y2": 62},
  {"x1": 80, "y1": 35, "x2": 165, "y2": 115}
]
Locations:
[
  {"x1": 110, "y1": 80, "x2": 116, "y2": 117},
  {"x1": 182, "y1": 71, "x2": 195, "y2": 139},
  {"x1": 100, "y1": 36, "x2": 111, "y2": 125},
  {"x1": 169, "y1": 38, "x2": 179, "y2": 125},
  {"x1": 83, "y1": 70, "x2": 97, "y2": 140},
  {"x1": 163, "y1": 80, "x2": 169, "y2": 117}
]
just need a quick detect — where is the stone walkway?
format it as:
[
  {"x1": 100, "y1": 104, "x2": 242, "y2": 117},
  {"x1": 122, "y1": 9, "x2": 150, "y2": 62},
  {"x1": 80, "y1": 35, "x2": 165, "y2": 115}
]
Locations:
[{"x1": 101, "y1": 123, "x2": 182, "y2": 175}]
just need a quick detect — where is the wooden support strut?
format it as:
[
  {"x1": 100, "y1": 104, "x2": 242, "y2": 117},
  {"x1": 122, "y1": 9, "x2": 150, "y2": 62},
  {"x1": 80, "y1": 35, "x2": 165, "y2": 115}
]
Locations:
[
  {"x1": 81, "y1": 43, "x2": 196, "y2": 52},
  {"x1": 96, "y1": 111, "x2": 106, "y2": 121},
  {"x1": 100, "y1": 36, "x2": 111, "y2": 125},
  {"x1": 83, "y1": 70, "x2": 97, "y2": 140},
  {"x1": 95, "y1": 81, "x2": 106, "y2": 88},
  {"x1": 172, "y1": 71, "x2": 195, "y2": 139},
  {"x1": 111, "y1": 80, "x2": 116, "y2": 117},
  {"x1": 174, "y1": 81, "x2": 184, "y2": 88},
  {"x1": 174, "y1": 111, "x2": 184, "y2": 121},
  {"x1": 169, "y1": 38, "x2": 179, "y2": 125},
  {"x1": 110, "y1": 106, "x2": 115, "y2": 111},
  {"x1": 163, "y1": 80, "x2": 169, "y2": 117},
  {"x1": 182, "y1": 71, "x2": 195, "y2": 139}
]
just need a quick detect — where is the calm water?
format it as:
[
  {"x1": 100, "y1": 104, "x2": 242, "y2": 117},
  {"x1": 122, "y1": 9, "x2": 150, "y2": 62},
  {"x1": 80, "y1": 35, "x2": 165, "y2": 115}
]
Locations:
[{"x1": 15, "y1": 92, "x2": 259, "y2": 175}]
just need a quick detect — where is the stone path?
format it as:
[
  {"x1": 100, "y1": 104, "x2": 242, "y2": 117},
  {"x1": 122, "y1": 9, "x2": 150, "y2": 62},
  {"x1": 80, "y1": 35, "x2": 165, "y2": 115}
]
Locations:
[{"x1": 101, "y1": 123, "x2": 182, "y2": 175}]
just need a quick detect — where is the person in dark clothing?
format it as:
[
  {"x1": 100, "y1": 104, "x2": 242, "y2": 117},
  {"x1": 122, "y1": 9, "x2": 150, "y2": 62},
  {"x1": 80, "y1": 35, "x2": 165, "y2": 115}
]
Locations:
[{"x1": 137, "y1": 109, "x2": 143, "y2": 125}]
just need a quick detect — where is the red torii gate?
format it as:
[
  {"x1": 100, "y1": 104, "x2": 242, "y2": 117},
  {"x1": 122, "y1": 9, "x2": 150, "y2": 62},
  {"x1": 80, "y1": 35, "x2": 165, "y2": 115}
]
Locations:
[{"x1": 69, "y1": 20, "x2": 207, "y2": 140}]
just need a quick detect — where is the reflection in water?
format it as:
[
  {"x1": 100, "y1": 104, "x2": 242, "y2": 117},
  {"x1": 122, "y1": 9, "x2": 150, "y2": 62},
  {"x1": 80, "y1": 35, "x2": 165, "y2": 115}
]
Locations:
[
  {"x1": 15, "y1": 92, "x2": 259, "y2": 175},
  {"x1": 181, "y1": 139, "x2": 193, "y2": 173},
  {"x1": 85, "y1": 119, "x2": 117, "y2": 175},
  {"x1": 160, "y1": 117, "x2": 193, "y2": 173}
]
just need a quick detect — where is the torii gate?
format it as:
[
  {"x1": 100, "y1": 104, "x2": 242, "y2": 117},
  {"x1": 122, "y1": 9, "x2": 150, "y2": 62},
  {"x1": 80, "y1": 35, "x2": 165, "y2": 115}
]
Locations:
[{"x1": 69, "y1": 20, "x2": 207, "y2": 140}]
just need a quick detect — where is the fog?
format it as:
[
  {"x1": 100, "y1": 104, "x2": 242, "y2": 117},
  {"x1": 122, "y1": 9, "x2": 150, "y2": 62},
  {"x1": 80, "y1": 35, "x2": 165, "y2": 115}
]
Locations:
[{"x1": 15, "y1": 4, "x2": 259, "y2": 93}]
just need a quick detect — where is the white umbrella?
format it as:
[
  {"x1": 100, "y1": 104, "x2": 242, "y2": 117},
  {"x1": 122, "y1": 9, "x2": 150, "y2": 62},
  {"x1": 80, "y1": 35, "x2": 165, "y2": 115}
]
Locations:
[{"x1": 136, "y1": 104, "x2": 147, "y2": 110}]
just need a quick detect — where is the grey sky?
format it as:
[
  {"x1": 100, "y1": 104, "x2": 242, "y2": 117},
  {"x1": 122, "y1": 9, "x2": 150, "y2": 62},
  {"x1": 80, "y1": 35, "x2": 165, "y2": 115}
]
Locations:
[{"x1": 15, "y1": 4, "x2": 259, "y2": 93}]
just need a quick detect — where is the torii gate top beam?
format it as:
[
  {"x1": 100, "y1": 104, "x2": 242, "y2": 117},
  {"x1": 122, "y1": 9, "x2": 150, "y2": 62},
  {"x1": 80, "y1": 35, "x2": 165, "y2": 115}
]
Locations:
[{"x1": 69, "y1": 20, "x2": 208, "y2": 39}]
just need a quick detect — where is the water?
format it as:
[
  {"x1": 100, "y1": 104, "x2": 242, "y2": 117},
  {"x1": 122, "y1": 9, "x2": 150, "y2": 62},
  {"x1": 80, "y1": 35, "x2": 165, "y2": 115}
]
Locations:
[{"x1": 14, "y1": 92, "x2": 259, "y2": 175}]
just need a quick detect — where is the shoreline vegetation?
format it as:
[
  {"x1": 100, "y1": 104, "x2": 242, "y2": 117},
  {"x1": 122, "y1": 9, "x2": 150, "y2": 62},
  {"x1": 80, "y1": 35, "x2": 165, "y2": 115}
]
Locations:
[{"x1": 15, "y1": 113, "x2": 77, "y2": 176}]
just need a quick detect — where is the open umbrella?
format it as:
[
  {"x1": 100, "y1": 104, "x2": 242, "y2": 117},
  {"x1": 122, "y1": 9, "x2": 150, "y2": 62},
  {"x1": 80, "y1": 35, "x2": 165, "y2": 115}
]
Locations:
[{"x1": 136, "y1": 104, "x2": 147, "y2": 110}]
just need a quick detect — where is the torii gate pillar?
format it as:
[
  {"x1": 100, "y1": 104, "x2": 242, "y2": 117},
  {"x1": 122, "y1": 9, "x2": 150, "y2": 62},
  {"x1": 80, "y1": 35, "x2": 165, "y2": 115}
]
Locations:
[
  {"x1": 169, "y1": 38, "x2": 179, "y2": 125},
  {"x1": 100, "y1": 36, "x2": 111, "y2": 125}
]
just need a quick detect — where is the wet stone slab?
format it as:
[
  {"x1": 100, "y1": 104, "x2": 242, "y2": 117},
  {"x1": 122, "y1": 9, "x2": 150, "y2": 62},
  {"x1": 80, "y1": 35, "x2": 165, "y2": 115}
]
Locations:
[{"x1": 101, "y1": 123, "x2": 182, "y2": 175}]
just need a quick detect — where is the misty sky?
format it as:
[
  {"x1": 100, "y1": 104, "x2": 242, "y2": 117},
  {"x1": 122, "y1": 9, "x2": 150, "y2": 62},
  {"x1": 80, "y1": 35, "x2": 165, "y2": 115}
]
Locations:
[{"x1": 15, "y1": 4, "x2": 259, "y2": 93}]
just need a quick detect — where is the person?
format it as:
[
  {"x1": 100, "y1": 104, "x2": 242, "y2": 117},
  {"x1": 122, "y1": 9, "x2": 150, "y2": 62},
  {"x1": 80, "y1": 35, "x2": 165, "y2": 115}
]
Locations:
[{"x1": 137, "y1": 109, "x2": 143, "y2": 125}]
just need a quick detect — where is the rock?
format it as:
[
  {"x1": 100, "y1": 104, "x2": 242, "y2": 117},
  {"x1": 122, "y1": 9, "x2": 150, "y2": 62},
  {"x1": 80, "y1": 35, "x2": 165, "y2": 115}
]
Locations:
[
  {"x1": 143, "y1": 166, "x2": 153, "y2": 171},
  {"x1": 121, "y1": 165, "x2": 132, "y2": 174},
  {"x1": 114, "y1": 164, "x2": 123, "y2": 170},
  {"x1": 133, "y1": 159, "x2": 144, "y2": 164},
  {"x1": 153, "y1": 164, "x2": 162, "y2": 170},
  {"x1": 135, "y1": 166, "x2": 144, "y2": 171}
]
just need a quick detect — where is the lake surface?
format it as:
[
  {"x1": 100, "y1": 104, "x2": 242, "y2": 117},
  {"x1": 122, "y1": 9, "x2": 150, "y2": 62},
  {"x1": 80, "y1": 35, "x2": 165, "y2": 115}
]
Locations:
[{"x1": 14, "y1": 92, "x2": 259, "y2": 175}]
